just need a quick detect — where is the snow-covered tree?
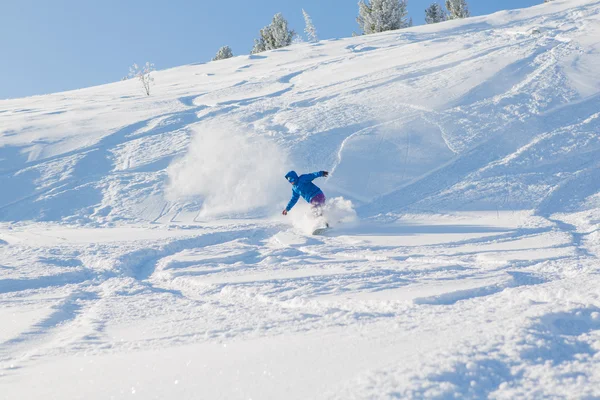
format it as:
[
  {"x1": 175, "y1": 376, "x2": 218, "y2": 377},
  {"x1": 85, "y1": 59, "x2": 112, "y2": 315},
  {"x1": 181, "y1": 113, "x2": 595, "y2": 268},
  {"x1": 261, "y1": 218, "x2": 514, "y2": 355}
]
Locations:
[
  {"x1": 251, "y1": 13, "x2": 295, "y2": 54},
  {"x1": 357, "y1": 0, "x2": 409, "y2": 35},
  {"x1": 213, "y1": 46, "x2": 233, "y2": 61},
  {"x1": 128, "y1": 62, "x2": 154, "y2": 96},
  {"x1": 425, "y1": 3, "x2": 447, "y2": 24},
  {"x1": 303, "y1": 9, "x2": 318, "y2": 43},
  {"x1": 445, "y1": 0, "x2": 470, "y2": 20}
]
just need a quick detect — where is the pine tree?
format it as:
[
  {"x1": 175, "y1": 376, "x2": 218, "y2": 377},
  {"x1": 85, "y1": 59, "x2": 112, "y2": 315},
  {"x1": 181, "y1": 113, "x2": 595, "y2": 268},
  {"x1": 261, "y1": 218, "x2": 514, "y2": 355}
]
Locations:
[
  {"x1": 302, "y1": 9, "x2": 318, "y2": 43},
  {"x1": 252, "y1": 13, "x2": 295, "y2": 54},
  {"x1": 357, "y1": 0, "x2": 409, "y2": 35},
  {"x1": 251, "y1": 29, "x2": 267, "y2": 54},
  {"x1": 425, "y1": 3, "x2": 446, "y2": 24},
  {"x1": 212, "y1": 46, "x2": 233, "y2": 61},
  {"x1": 445, "y1": 0, "x2": 470, "y2": 20}
]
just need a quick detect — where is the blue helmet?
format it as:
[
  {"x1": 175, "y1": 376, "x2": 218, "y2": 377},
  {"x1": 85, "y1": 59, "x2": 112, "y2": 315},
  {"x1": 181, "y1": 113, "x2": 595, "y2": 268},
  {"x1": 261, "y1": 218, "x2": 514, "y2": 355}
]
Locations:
[{"x1": 285, "y1": 170, "x2": 299, "y2": 183}]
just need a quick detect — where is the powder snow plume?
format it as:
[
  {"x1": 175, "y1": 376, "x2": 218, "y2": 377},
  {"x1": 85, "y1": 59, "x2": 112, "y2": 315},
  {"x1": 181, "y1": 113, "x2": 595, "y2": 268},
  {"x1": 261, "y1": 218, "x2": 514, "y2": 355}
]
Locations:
[
  {"x1": 288, "y1": 196, "x2": 358, "y2": 234},
  {"x1": 166, "y1": 122, "x2": 288, "y2": 217}
]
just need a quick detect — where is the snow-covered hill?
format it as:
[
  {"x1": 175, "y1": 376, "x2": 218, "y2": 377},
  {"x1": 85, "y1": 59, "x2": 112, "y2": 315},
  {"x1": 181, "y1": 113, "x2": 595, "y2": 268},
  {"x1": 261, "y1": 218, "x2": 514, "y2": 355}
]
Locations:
[{"x1": 2, "y1": 0, "x2": 600, "y2": 398}]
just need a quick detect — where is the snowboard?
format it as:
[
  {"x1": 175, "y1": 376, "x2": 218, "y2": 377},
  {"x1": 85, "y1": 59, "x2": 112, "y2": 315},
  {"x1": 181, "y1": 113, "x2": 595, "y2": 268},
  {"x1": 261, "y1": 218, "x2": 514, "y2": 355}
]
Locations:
[{"x1": 312, "y1": 223, "x2": 330, "y2": 235}]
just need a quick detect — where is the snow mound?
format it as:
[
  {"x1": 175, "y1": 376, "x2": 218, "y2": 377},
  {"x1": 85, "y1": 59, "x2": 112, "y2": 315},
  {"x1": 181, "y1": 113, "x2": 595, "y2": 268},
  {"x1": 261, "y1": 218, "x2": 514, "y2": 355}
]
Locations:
[
  {"x1": 1, "y1": 0, "x2": 600, "y2": 223},
  {"x1": 4, "y1": 2, "x2": 600, "y2": 399}
]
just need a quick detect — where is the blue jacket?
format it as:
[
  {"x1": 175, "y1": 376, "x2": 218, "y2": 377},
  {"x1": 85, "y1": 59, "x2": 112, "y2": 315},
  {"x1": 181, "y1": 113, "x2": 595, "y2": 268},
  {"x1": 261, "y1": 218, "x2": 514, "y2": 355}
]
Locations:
[{"x1": 285, "y1": 171, "x2": 325, "y2": 211}]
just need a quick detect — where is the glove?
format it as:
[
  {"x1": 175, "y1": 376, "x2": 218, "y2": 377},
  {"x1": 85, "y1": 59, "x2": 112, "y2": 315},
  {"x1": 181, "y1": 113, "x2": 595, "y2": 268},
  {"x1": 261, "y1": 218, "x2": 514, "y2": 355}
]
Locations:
[
  {"x1": 282, "y1": 209, "x2": 288, "y2": 215},
  {"x1": 322, "y1": 171, "x2": 329, "y2": 177}
]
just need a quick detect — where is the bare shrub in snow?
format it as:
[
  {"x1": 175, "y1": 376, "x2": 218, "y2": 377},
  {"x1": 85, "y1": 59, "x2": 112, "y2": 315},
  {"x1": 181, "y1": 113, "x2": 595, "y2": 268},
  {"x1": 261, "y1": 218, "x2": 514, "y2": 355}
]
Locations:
[
  {"x1": 251, "y1": 13, "x2": 295, "y2": 54},
  {"x1": 303, "y1": 9, "x2": 318, "y2": 43},
  {"x1": 213, "y1": 46, "x2": 234, "y2": 61},
  {"x1": 357, "y1": 0, "x2": 409, "y2": 35},
  {"x1": 129, "y1": 62, "x2": 155, "y2": 96}
]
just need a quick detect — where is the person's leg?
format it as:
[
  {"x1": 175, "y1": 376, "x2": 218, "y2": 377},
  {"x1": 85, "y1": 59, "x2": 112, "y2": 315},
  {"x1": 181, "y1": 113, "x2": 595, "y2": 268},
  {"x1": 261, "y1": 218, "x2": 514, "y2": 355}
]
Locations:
[
  {"x1": 310, "y1": 193, "x2": 326, "y2": 217},
  {"x1": 310, "y1": 192, "x2": 326, "y2": 206}
]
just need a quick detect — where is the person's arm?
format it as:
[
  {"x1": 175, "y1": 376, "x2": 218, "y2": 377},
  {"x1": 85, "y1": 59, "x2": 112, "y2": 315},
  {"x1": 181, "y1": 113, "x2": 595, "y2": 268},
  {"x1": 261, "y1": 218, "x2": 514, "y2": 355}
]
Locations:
[
  {"x1": 282, "y1": 191, "x2": 300, "y2": 215},
  {"x1": 304, "y1": 171, "x2": 329, "y2": 182}
]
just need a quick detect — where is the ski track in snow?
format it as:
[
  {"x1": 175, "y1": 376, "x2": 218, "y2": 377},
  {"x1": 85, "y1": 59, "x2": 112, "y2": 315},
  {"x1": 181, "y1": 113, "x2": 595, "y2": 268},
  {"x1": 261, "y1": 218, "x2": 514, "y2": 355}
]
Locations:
[{"x1": 2, "y1": 1, "x2": 600, "y2": 398}]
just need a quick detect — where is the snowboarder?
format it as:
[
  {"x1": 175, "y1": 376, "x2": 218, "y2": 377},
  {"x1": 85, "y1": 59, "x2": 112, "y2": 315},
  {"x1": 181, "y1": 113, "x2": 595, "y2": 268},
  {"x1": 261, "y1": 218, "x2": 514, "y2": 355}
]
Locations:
[{"x1": 282, "y1": 170, "x2": 329, "y2": 216}]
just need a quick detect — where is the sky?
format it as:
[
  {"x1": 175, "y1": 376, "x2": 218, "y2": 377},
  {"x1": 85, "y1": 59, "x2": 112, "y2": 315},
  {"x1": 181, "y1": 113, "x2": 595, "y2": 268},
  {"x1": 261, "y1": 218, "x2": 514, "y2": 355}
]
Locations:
[{"x1": 0, "y1": 0, "x2": 542, "y2": 100}]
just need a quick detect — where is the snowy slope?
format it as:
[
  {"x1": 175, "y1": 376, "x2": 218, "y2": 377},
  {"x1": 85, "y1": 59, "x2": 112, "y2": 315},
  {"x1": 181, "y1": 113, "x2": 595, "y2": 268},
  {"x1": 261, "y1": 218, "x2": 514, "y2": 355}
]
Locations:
[{"x1": 2, "y1": 0, "x2": 600, "y2": 398}]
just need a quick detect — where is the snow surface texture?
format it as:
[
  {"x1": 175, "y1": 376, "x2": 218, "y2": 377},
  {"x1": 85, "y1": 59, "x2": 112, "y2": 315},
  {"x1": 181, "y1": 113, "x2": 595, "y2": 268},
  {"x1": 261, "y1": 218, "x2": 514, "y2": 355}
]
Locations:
[{"x1": 2, "y1": 0, "x2": 600, "y2": 398}]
